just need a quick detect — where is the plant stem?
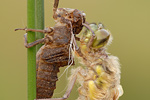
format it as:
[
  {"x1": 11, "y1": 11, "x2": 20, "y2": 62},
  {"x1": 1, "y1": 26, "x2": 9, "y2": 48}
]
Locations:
[
  {"x1": 27, "y1": 0, "x2": 36, "y2": 100},
  {"x1": 35, "y1": 0, "x2": 44, "y2": 51}
]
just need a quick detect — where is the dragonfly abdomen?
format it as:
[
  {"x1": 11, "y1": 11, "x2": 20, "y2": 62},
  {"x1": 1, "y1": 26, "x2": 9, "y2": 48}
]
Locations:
[
  {"x1": 36, "y1": 62, "x2": 59, "y2": 98},
  {"x1": 36, "y1": 45, "x2": 72, "y2": 99}
]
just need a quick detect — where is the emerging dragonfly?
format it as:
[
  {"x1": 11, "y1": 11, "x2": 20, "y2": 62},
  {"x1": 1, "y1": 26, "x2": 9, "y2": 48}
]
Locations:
[
  {"x1": 34, "y1": 23, "x2": 123, "y2": 100},
  {"x1": 67, "y1": 23, "x2": 124, "y2": 100}
]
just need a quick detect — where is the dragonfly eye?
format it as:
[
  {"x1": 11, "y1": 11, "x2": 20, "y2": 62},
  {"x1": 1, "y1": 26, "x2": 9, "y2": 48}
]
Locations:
[{"x1": 92, "y1": 29, "x2": 110, "y2": 49}]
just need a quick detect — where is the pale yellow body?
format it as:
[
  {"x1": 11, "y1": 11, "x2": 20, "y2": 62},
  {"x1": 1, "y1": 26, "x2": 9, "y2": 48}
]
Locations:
[
  {"x1": 69, "y1": 24, "x2": 123, "y2": 100},
  {"x1": 70, "y1": 51, "x2": 123, "y2": 100}
]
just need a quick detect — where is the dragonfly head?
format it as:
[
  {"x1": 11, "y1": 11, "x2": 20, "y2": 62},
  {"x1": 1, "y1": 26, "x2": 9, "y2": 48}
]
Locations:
[{"x1": 80, "y1": 23, "x2": 112, "y2": 51}]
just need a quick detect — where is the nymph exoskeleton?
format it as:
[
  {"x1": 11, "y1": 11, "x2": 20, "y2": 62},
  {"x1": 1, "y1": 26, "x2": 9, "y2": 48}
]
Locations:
[
  {"x1": 15, "y1": 0, "x2": 95, "y2": 99},
  {"x1": 68, "y1": 23, "x2": 123, "y2": 100}
]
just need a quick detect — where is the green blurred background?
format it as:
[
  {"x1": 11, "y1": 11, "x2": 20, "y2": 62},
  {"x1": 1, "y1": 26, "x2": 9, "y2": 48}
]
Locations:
[{"x1": 0, "y1": 0, "x2": 150, "y2": 100}]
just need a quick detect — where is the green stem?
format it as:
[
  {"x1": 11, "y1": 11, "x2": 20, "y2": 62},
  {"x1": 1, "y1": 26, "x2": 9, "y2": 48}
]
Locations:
[
  {"x1": 27, "y1": 0, "x2": 36, "y2": 100},
  {"x1": 35, "y1": 0, "x2": 44, "y2": 51}
]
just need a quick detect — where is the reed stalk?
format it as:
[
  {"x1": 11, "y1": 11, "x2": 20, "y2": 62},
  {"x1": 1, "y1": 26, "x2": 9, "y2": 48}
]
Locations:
[{"x1": 27, "y1": 0, "x2": 44, "y2": 99}]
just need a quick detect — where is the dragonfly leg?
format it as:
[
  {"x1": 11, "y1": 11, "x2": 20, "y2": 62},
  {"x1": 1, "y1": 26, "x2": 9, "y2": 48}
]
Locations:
[
  {"x1": 53, "y1": 0, "x2": 59, "y2": 19},
  {"x1": 82, "y1": 23, "x2": 95, "y2": 49},
  {"x1": 24, "y1": 33, "x2": 46, "y2": 48},
  {"x1": 15, "y1": 27, "x2": 53, "y2": 34}
]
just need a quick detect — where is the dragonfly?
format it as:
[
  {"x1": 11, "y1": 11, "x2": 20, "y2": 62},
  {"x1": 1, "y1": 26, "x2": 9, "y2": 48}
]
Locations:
[{"x1": 67, "y1": 23, "x2": 124, "y2": 100}]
